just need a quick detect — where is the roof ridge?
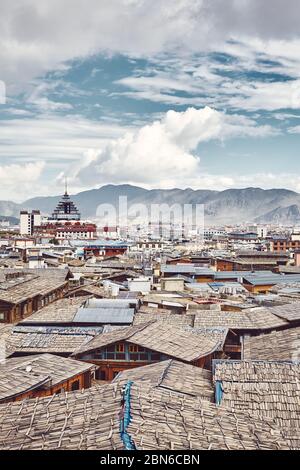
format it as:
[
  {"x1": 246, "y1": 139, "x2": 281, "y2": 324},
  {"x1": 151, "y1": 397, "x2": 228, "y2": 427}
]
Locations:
[{"x1": 156, "y1": 359, "x2": 173, "y2": 388}]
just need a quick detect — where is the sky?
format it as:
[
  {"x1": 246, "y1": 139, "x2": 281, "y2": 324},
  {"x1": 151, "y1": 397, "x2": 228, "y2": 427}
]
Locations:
[{"x1": 1, "y1": 0, "x2": 300, "y2": 201}]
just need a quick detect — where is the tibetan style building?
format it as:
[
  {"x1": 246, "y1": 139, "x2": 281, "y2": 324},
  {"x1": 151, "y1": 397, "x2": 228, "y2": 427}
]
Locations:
[
  {"x1": 35, "y1": 185, "x2": 97, "y2": 241},
  {"x1": 49, "y1": 187, "x2": 81, "y2": 222}
]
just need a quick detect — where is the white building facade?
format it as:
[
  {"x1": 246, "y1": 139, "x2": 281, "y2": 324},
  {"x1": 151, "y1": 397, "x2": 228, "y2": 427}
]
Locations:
[{"x1": 20, "y1": 210, "x2": 41, "y2": 235}]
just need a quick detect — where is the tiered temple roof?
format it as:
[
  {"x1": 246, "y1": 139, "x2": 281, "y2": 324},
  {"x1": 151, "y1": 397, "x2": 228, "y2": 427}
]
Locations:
[{"x1": 50, "y1": 188, "x2": 81, "y2": 221}]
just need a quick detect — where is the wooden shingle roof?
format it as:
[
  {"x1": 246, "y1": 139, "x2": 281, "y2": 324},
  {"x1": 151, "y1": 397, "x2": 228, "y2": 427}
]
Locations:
[
  {"x1": 267, "y1": 302, "x2": 300, "y2": 323},
  {"x1": 21, "y1": 297, "x2": 89, "y2": 324},
  {"x1": 213, "y1": 360, "x2": 300, "y2": 447},
  {"x1": 194, "y1": 310, "x2": 253, "y2": 329},
  {"x1": 246, "y1": 307, "x2": 289, "y2": 329},
  {"x1": 6, "y1": 328, "x2": 95, "y2": 356},
  {"x1": 0, "y1": 384, "x2": 123, "y2": 450},
  {"x1": 127, "y1": 382, "x2": 295, "y2": 450},
  {"x1": 0, "y1": 323, "x2": 13, "y2": 345},
  {"x1": 0, "y1": 381, "x2": 295, "y2": 450},
  {"x1": 193, "y1": 307, "x2": 288, "y2": 330},
  {"x1": 243, "y1": 327, "x2": 300, "y2": 361},
  {"x1": 67, "y1": 284, "x2": 108, "y2": 298},
  {"x1": 133, "y1": 311, "x2": 195, "y2": 327},
  {"x1": 0, "y1": 354, "x2": 94, "y2": 403},
  {"x1": 73, "y1": 323, "x2": 145, "y2": 356},
  {"x1": 0, "y1": 270, "x2": 68, "y2": 305},
  {"x1": 74, "y1": 321, "x2": 225, "y2": 362},
  {"x1": 113, "y1": 359, "x2": 214, "y2": 400},
  {"x1": 0, "y1": 369, "x2": 50, "y2": 403}
]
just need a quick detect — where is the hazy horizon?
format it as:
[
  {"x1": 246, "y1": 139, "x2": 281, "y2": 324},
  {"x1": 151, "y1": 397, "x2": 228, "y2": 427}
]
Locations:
[{"x1": 5, "y1": 182, "x2": 300, "y2": 205}]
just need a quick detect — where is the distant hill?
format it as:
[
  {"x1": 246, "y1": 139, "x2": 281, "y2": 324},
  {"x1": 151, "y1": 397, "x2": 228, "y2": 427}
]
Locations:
[
  {"x1": 0, "y1": 201, "x2": 20, "y2": 218},
  {"x1": 3, "y1": 184, "x2": 300, "y2": 225},
  {"x1": 255, "y1": 204, "x2": 300, "y2": 224},
  {"x1": 0, "y1": 215, "x2": 19, "y2": 225}
]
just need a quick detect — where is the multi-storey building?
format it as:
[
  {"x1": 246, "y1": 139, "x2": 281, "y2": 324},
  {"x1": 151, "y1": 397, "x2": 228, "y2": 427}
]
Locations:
[{"x1": 19, "y1": 210, "x2": 41, "y2": 235}]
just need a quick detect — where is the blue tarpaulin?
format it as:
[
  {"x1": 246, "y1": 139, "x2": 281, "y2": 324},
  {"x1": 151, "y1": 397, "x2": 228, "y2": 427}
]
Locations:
[
  {"x1": 215, "y1": 380, "x2": 224, "y2": 406},
  {"x1": 120, "y1": 381, "x2": 136, "y2": 450}
]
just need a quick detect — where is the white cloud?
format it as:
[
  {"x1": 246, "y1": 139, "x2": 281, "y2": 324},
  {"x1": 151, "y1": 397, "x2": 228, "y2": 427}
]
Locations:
[
  {"x1": 114, "y1": 45, "x2": 300, "y2": 111},
  {"x1": 73, "y1": 106, "x2": 275, "y2": 188},
  {"x1": 23, "y1": 80, "x2": 75, "y2": 112},
  {"x1": 0, "y1": 161, "x2": 44, "y2": 200},
  {"x1": 2, "y1": 0, "x2": 300, "y2": 90},
  {"x1": 0, "y1": 115, "x2": 131, "y2": 161},
  {"x1": 0, "y1": 80, "x2": 6, "y2": 104},
  {"x1": 1, "y1": 1, "x2": 300, "y2": 200},
  {"x1": 288, "y1": 125, "x2": 300, "y2": 134},
  {"x1": 0, "y1": 114, "x2": 134, "y2": 199},
  {"x1": 229, "y1": 80, "x2": 300, "y2": 111}
]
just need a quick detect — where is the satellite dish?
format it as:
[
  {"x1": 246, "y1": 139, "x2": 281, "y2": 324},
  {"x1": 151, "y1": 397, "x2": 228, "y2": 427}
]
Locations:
[{"x1": 25, "y1": 365, "x2": 32, "y2": 373}]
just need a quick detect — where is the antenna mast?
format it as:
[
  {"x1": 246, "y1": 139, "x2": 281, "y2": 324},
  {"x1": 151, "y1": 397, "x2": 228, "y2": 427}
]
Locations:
[{"x1": 64, "y1": 175, "x2": 68, "y2": 195}]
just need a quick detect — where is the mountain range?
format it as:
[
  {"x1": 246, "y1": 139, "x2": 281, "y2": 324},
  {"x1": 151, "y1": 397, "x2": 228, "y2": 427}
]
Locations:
[{"x1": 2, "y1": 184, "x2": 300, "y2": 225}]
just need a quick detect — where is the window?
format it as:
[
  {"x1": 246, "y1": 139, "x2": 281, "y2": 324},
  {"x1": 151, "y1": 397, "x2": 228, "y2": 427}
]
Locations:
[
  {"x1": 139, "y1": 353, "x2": 148, "y2": 361},
  {"x1": 71, "y1": 380, "x2": 80, "y2": 391},
  {"x1": 106, "y1": 352, "x2": 115, "y2": 359},
  {"x1": 96, "y1": 369, "x2": 106, "y2": 380},
  {"x1": 150, "y1": 352, "x2": 160, "y2": 361},
  {"x1": 115, "y1": 344, "x2": 125, "y2": 360},
  {"x1": 0, "y1": 312, "x2": 5, "y2": 322},
  {"x1": 115, "y1": 351, "x2": 125, "y2": 360},
  {"x1": 129, "y1": 345, "x2": 149, "y2": 361}
]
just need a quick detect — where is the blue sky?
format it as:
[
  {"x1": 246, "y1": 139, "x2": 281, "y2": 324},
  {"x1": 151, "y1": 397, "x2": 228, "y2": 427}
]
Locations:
[{"x1": 1, "y1": 0, "x2": 300, "y2": 201}]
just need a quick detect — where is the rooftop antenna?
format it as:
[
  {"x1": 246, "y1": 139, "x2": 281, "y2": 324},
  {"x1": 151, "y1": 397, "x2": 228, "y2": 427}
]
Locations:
[{"x1": 64, "y1": 175, "x2": 68, "y2": 195}]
